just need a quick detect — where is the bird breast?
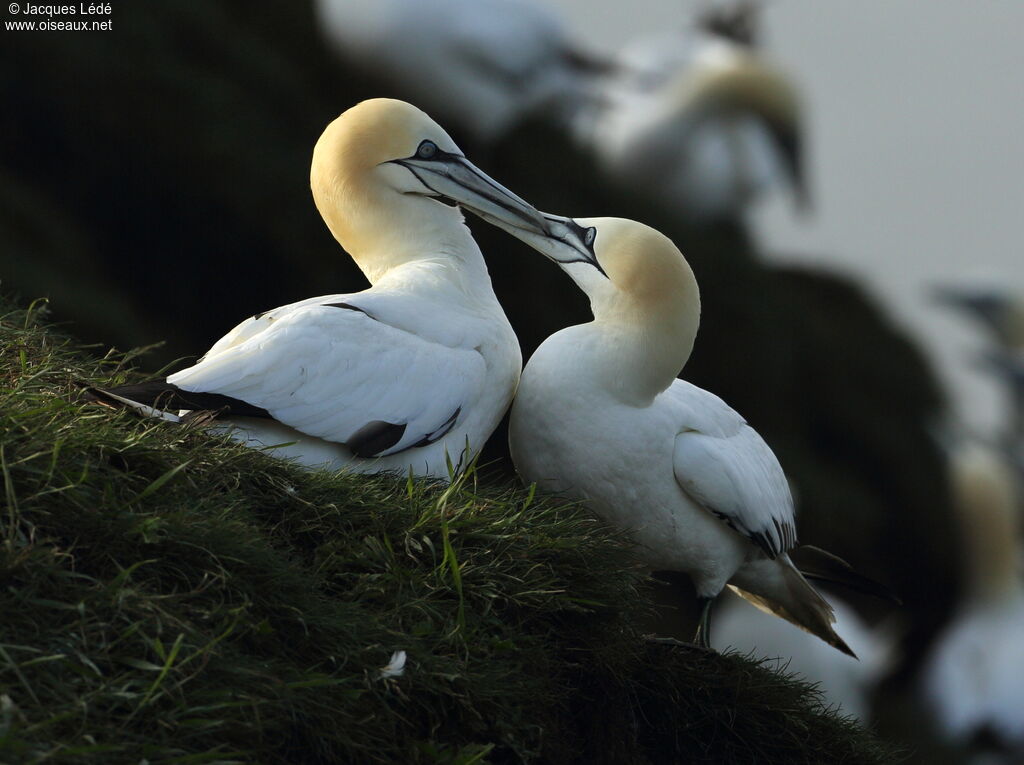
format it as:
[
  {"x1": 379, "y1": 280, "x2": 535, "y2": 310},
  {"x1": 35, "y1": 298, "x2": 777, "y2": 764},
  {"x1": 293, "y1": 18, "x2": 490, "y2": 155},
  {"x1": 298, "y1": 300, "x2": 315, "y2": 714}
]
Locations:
[{"x1": 510, "y1": 337, "x2": 746, "y2": 582}]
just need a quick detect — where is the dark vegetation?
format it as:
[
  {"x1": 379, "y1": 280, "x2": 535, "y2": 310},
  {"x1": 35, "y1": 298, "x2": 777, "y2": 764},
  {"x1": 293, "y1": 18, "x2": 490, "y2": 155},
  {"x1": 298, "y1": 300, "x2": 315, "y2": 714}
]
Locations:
[
  {"x1": 0, "y1": 301, "x2": 900, "y2": 762},
  {"x1": 1, "y1": 1, "x2": 957, "y2": 760}
]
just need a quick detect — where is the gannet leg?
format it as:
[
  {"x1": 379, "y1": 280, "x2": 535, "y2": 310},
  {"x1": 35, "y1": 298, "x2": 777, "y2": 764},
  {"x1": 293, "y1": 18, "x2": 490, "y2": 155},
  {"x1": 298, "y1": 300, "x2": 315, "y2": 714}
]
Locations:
[{"x1": 693, "y1": 596, "x2": 715, "y2": 648}]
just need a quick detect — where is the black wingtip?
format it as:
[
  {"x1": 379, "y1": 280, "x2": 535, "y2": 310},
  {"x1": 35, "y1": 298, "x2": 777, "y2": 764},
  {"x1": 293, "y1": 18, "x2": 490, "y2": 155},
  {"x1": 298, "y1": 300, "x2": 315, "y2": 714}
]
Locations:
[
  {"x1": 347, "y1": 420, "x2": 407, "y2": 458},
  {"x1": 792, "y1": 545, "x2": 903, "y2": 606}
]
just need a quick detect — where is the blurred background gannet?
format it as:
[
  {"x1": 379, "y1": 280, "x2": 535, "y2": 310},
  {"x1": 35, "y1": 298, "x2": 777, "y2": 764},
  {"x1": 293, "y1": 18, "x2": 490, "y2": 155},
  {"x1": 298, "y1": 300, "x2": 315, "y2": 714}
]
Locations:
[
  {"x1": 935, "y1": 283, "x2": 1024, "y2": 478},
  {"x1": 572, "y1": 2, "x2": 806, "y2": 222},
  {"x1": 314, "y1": 0, "x2": 605, "y2": 143},
  {"x1": 314, "y1": 0, "x2": 803, "y2": 224},
  {"x1": 921, "y1": 442, "x2": 1024, "y2": 757},
  {"x1": 488, "y1": 214, "x2": 859, "y2": 653},
  {"x1": 91, "y1": 98, "x2": 549, "y2": 478}
]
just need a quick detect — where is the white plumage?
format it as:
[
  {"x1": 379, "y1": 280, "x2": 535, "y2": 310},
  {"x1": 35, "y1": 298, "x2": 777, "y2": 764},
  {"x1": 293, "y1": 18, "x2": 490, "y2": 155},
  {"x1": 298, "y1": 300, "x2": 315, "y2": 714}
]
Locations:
[
  {"x1": 573, "y1": 14, "x2": 805, "y2": 221},
  {"x1": 168, "y1": 284, "x2": 512, "y2": 475},
  {"x1": 314, "y1": 0, "x2": 594, "y2": 141},
  {"x1": 99, "y1": 99, "x2": 550, "y2": 478},
  {"x1": 487, "y1": 214, "x2": 851, "y2": 652}
]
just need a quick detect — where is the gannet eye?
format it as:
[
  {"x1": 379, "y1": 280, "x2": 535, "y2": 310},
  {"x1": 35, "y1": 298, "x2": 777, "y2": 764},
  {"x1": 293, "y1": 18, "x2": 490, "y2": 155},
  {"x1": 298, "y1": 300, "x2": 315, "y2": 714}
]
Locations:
[
  {"x1": 584, "y1": 227, "x2": 597, "y2": 247},
  {"x1": 416, "y1": 140, "x2": 438, "y2": 159}
]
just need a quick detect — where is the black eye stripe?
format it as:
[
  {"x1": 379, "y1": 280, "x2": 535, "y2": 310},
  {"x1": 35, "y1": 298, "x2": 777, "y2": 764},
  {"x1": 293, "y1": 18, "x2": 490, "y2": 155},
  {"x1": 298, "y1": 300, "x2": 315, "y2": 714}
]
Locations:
[{"x1": 567, "y1": 220, "x2": 597, "y2": 252}]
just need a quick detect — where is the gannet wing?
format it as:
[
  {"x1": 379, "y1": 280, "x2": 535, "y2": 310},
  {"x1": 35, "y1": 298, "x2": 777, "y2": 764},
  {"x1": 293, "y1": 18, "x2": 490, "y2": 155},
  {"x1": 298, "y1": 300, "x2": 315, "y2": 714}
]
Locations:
[
  {"x1": 199, "y1": 295, "x2": 334, "y2": 359},
  {"x1": 670, "y1": 388, "x2": 796, "y2": 558},
  {"x1": 448, "y1": 0, "x2": 569, "y2": 86},
  {"x1": 167, "y1": 301, "x2": 487, "y2": 457}
]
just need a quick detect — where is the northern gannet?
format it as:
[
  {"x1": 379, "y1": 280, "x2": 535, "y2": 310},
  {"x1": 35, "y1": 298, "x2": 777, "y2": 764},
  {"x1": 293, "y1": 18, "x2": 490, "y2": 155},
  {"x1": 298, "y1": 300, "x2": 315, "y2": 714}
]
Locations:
[
  {"x1": 483, "y1": 214, "x2": 853, "y2": 653},
  {"x1": 92, "y1": 98, "x2": 547, "y2": 478},
  {"x1": 314, "y1": 0, "x2": 603, "y2": 142},
  {"x1": 574, "y1": 6, "x2": 805, "y2": 221},
  {"x1": 921, "y1": 442, "x2": 1024, "y2": 753}
]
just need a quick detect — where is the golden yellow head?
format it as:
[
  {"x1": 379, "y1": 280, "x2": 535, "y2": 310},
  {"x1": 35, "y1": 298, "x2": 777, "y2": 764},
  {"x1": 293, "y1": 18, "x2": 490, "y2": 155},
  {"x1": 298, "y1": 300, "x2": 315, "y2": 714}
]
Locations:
[
  {"x1": 582, "y1": 217, "x2": 697, "y2": 303},
  {"x1": 311, "y1": 98, "x2": 461, "y2": 195},
  {"x1": 309, "y1": 99, "x2": 547, "y2": 280}
]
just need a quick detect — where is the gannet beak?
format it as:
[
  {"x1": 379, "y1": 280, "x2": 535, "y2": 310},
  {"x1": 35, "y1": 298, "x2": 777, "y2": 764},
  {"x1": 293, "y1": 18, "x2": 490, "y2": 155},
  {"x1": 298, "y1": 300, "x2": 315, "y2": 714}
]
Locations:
[
  {"x1": 391, "y1": 151, "x2": 550, "y2": 235},
  {"x1": 471, "y1": 209, "x2": 608, "y2": 277}
]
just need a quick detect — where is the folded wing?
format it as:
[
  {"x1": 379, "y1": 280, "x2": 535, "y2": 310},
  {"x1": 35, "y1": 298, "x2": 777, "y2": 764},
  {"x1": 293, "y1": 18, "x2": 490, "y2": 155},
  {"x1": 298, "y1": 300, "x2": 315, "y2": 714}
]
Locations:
[
  {"x1": 670, "y1": 384, "x2": 796, "y2": 558},
  {"x1": 168, "y1": 300, "x2": 486, "y2": 457}
]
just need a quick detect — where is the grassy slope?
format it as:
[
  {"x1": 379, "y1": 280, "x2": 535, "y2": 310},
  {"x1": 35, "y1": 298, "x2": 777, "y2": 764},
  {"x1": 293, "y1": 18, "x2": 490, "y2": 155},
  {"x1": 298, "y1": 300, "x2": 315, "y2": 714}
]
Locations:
[{"x1": 0, "y1": 302, "x2": 899, "y2": 763}]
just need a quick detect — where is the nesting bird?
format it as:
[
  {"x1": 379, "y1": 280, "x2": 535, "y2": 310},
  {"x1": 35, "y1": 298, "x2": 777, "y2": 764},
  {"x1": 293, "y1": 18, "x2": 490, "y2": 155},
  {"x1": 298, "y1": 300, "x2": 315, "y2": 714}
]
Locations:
[
  {"x1": 921, "y1": 442, "x2": 1024, "y2": 753},
  {"x1": 573, "y1": 4, "x2": 806, "y2": 221},
  {"x1": 91, "y1": 99, "x2": 549, "y2": 478},
  {"x1": 480, "y1": 212, "x2": 856, "y2": 653}
]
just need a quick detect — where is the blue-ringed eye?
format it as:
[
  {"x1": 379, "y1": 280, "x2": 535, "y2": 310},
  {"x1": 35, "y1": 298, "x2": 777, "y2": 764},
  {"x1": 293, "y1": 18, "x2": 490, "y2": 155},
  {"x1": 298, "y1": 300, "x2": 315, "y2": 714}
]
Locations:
[
  {"x1": 584, "y1": 227, "x2": 597, "y2": 247},
  {"x1": 416, "y1": 140, "x2": 438, "y2": 159}
]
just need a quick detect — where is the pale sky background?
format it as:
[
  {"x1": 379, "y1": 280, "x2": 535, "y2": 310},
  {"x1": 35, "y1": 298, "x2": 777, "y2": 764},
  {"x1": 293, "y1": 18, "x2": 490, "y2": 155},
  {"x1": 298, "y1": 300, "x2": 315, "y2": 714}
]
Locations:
[{"x1": 549, "y1": 0, "x2": 1024, "y2": 437}]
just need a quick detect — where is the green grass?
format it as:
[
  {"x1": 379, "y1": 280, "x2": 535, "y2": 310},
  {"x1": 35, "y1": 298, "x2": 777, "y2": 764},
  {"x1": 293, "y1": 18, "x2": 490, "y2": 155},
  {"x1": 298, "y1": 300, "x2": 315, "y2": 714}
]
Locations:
[{"x1": 0, "y1": 298, "x2": 899, "y2": 764}]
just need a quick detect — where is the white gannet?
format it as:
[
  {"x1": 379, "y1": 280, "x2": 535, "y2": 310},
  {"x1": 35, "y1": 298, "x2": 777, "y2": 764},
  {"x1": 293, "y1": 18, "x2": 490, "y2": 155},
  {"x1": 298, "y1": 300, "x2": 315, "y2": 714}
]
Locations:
[
  {"x1": 933, "y1": 283, "x2": 1024, "y2": 350},
  {"x1": 712, "y1": 589, "x2": 893, "y2": 721},
  {"x1": 92, "y1": 98, "x2": 550, "y2": 479},
  {"x1": 921, "y1": 442, "x2": 1024, "y2": 753},
  {"x1": 481, "y1": 213, "x2": 853, "y2": 653},
  {"x1": 314, "y1": 0, "x2": 604, "y2": 142},
  {"x1": 573, "y1": 5, "x2": 806, "y2": 221}
]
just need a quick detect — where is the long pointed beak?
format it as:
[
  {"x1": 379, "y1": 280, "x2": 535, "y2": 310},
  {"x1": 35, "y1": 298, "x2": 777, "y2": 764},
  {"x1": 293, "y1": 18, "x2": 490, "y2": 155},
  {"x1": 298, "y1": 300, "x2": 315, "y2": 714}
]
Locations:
[
  {"x1": 394, "y1": 154, "x2": 550, "y2": 235},
  {"x1": 472, "y1": 209, "x2": 607, "y2": 277}
]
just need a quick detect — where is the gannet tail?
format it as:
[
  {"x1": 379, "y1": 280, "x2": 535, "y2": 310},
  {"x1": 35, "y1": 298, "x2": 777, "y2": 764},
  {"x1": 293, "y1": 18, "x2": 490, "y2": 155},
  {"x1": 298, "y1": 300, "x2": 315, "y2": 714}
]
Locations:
[
  {"x1": 83, "y1": 381, "x2": 271, "y2": 422},
  {"x1": 728, "y1": 555, "x2": 856, "y2": 658},
  {"x1": 82, "y1": 383, "x2": 182, "y2": 422}
]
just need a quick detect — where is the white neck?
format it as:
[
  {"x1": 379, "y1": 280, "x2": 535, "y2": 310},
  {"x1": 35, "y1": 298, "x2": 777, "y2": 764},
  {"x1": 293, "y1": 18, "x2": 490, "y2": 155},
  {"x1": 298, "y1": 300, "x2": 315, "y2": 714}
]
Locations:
[
  {"x1": 576, "y1": 293, "x2": 699, "y2": 406},
  {"x1": 314, "y1": 180, "x2": 493, "y2": 291}
]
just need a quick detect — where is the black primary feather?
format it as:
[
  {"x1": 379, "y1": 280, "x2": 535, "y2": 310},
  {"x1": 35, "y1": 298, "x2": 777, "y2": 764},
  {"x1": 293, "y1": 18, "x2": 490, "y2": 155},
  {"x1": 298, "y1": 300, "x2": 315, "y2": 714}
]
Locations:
[
  {"x1": 791, "y1": 545, "x2": 903, "y2": 605},
  {"x1": 347, "y1": 420, "x2": 407, "y2": 458}
]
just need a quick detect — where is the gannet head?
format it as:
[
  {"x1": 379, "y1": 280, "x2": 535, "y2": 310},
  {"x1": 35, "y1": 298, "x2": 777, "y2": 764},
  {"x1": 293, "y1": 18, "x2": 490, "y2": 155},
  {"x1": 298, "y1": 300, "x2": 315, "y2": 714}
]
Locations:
[
  {"x1": 479, "y1": 211, "x2": 702, "y2": 387},
  {"x1": 677, "y1": 47, "x2": 807, "y2": 209},
  {"x1": 311, "y1": 98, "x2": 548, "y2": 280},
  {"x1": 477, "y1": 212, "x2": 698, "y2": 314}
]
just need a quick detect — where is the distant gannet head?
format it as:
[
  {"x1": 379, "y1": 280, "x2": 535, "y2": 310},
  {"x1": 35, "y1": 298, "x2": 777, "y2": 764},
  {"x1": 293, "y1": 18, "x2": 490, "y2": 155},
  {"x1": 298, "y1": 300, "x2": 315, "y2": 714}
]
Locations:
[
  {"x1": 682, "y1": 47, "x2": 806, "y2": 208},
  {"x1": 311, "y1": 98, "x2": 548, "y2": 281}
]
